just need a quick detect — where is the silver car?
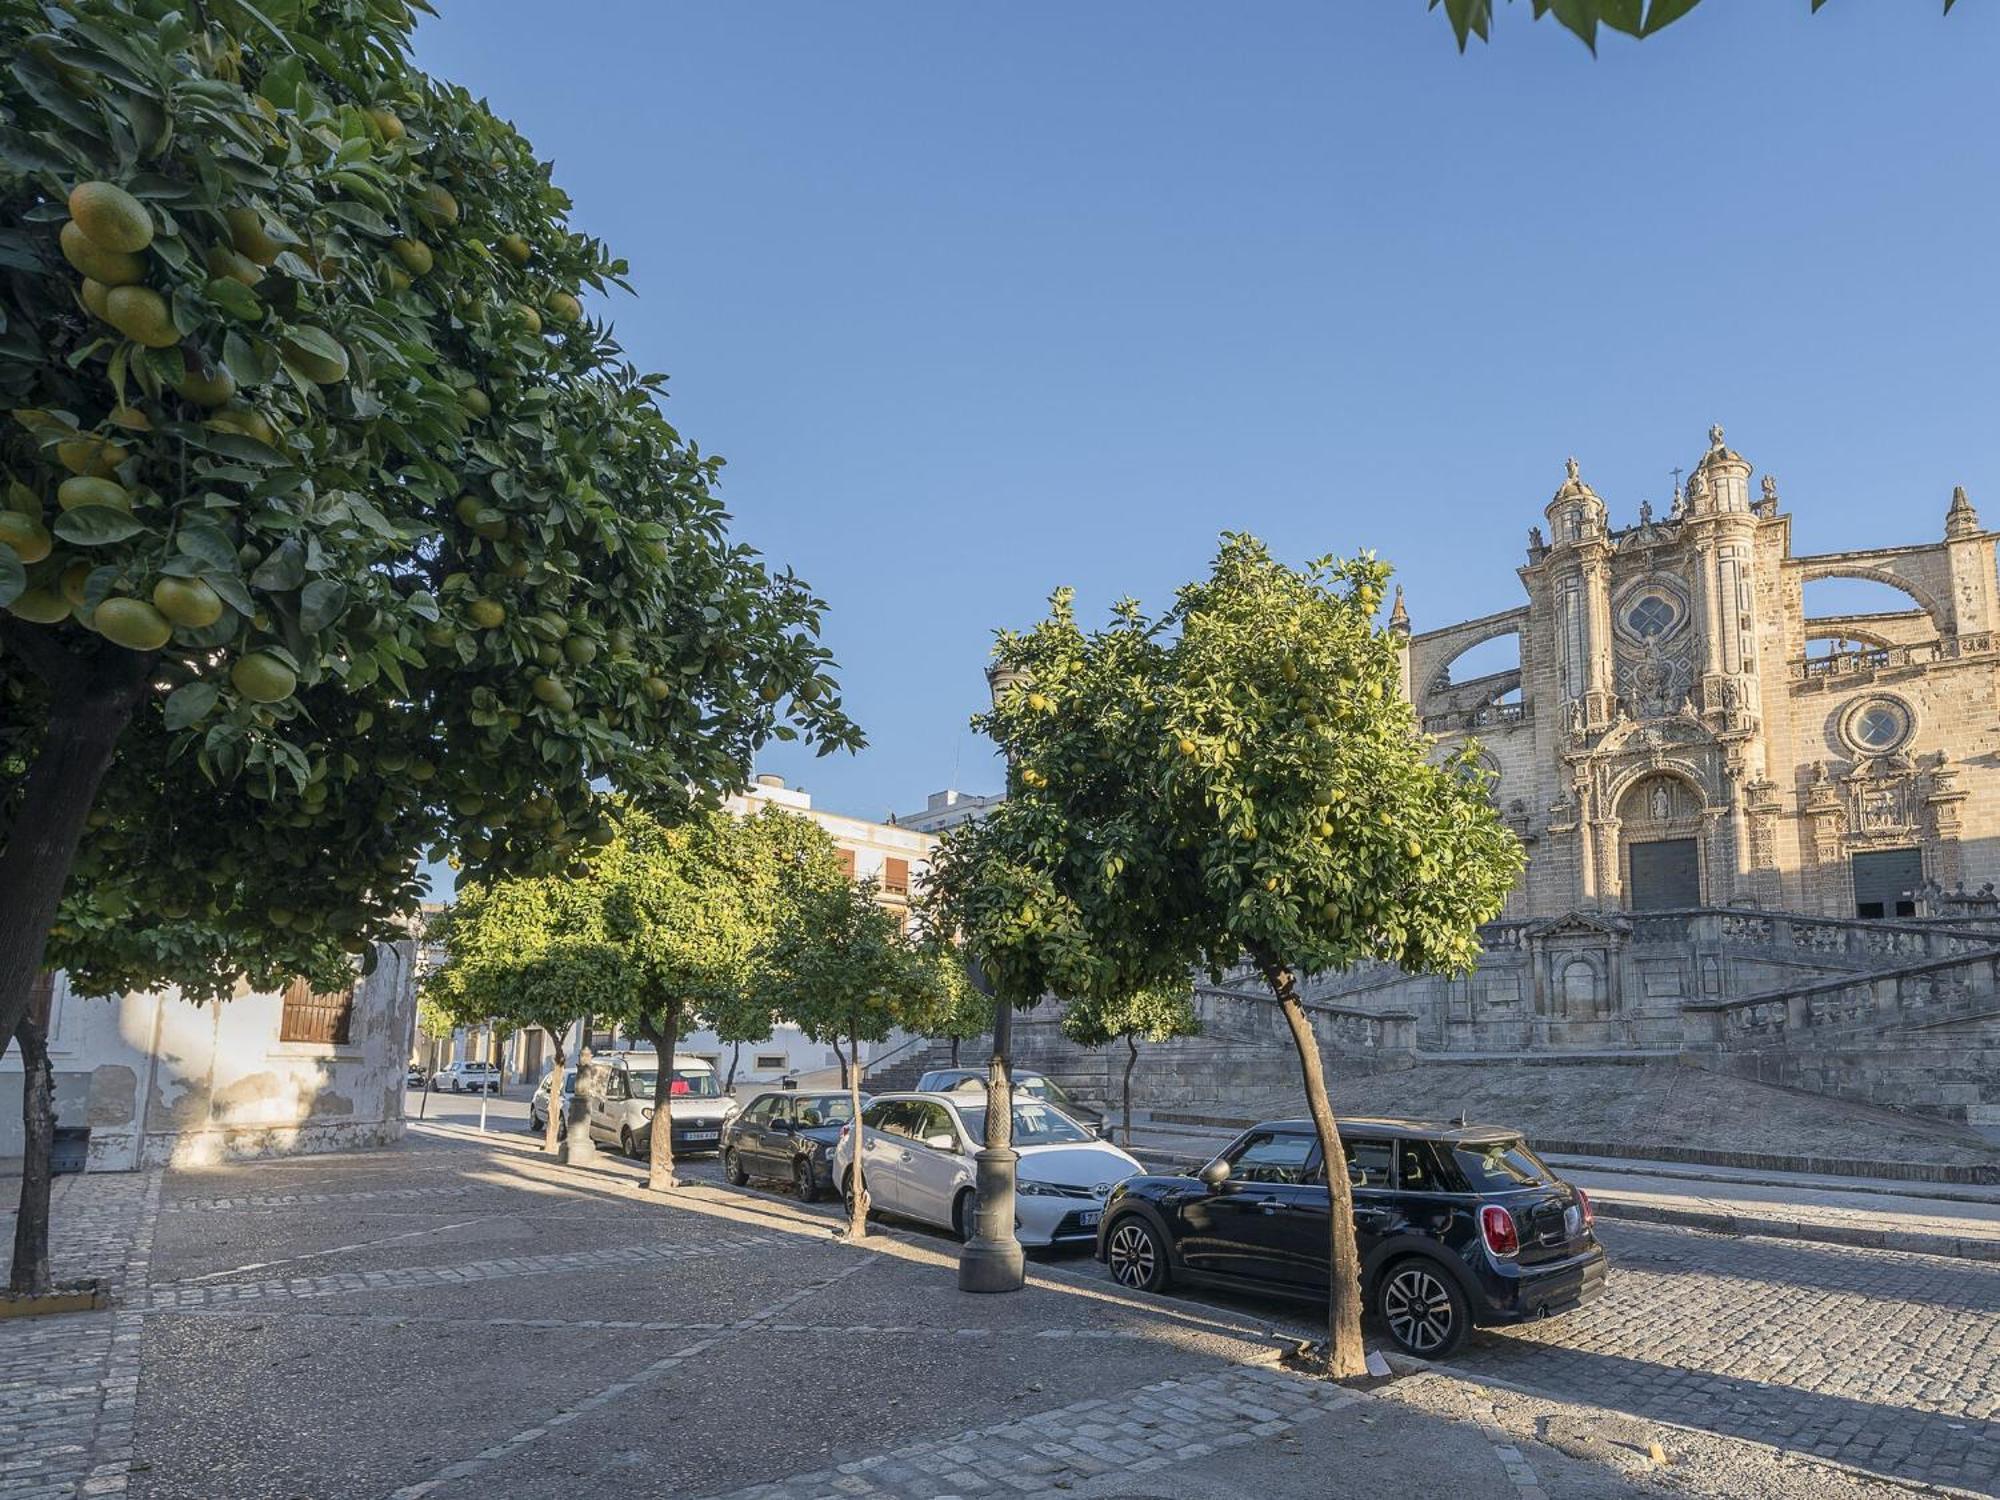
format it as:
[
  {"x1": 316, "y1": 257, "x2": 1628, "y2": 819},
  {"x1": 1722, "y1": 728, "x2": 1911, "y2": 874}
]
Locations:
[{"x1": 832, "y1": 1090, "x2": 1141, "y2": 1246}]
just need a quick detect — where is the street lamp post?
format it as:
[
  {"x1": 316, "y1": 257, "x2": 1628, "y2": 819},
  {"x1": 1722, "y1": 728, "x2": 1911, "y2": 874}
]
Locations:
[{"x1": 959, "y1": 661, "x2": 1028, "y2": 1294}]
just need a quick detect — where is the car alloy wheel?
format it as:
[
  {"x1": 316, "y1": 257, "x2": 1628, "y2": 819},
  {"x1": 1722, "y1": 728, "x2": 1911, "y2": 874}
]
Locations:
[
  {"x1": 1380, "y1": 1263, "x2": 1465, "y2": 1357},
  {"x1": 1106, "y1": 1218, "x2": 1167, "y2": 1292},
  {"x1": 793, "y1": 1159, "x2": 816, "y2": 1202},
  {"x1": 725, "y1": 1148, "x2": 749, "y2": 1187}
]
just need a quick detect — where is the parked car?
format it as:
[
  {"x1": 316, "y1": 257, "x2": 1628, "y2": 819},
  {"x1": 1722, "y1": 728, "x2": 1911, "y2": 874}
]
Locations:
[
  {"x1": 915, "y1": 1067, "x2": 1108, "y2": 1135},
  {"x1": 577, "y1": 1050, "x2": 739, "y2": 1158},
  {"x1": 527, "y1": 1068, "x2": 577, "y2": 1137},
  {"x1": 721, "y1": 1090, "x2": 866, "y2": 1201},
  {"x1": 431, "y1": 1061, "x2": 501, "y2": 1094},
  {"x1": 405, "y1": 1064, "x2": 429, "y2": 1090},
  {"x1": 1095, "y1": 1117, "x2": 1607, "y2": 1358},
  {"x1": 832, "y1": 1090, "x2": 1142, "y2": 1245}
]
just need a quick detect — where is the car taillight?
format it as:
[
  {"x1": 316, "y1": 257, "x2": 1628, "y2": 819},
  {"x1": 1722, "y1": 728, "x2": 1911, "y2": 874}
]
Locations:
[
  {"x1": 1480, "y1": 1204, "x2": 1519, "y2": 1257},
  {"x1": 1575, "y1": 1187, "x2": 1594, "y2": 1229}
]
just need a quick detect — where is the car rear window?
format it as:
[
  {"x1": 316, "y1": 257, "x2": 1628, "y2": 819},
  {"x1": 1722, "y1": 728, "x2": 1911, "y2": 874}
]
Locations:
[{"x1": 1452, "y1": 1138, "x2": 1553, "y2": 1191}]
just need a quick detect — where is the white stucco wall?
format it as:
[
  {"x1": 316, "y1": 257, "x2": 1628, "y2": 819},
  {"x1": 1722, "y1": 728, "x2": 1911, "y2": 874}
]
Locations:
[{"x1": 0, "y1": 941, "x2": 417, "y2": 1172}]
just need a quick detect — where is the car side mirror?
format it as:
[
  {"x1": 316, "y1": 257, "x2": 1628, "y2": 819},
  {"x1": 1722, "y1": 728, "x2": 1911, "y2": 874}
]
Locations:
[
  {"x1": 1198, "y1": 1159, "x2": 1230, "y2": 1188},
  {"x1": 924, "y1": 1132, "x2": 958, "y2": 1152}
]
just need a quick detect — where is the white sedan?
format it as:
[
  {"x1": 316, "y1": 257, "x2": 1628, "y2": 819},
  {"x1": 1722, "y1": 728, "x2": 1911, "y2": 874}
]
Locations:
[{"x1": 832, "y1": 1090, "x2": 1142, "y2": 1246}]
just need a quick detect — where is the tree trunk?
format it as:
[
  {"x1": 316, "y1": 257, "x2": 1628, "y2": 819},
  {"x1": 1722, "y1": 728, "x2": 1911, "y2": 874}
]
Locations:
[
  {"x1": 845, "y1": 1016, "x2": 868, "y2": 1240},
  {"x1": 724, "y1": 1039, "x2": 741, "y2": 1093},
  {"x1": 0, "y1": 658, "x2": 148, "y2": 1055},
  {"x1": 10, "y1": 1014, "x2": 56, "y2": 1297},
  {"x1": 1122, "y1": 1034, "x2": 1138, "y2": 1146},
  {"x1": 984, "y1": 996, "x2": 1013, "y2": 1154},
  {"x1": 950, "y1": 1035, "x2": 960, "y2": 1067},
  {"x1": 832, "y1": 1035, "x2": 848, "y2": 1088},
  {"x1": 1256, "y1": 948, "x2": 1367, "y2": 1378},
  {"x1": 637, "y1": 1004, "x2": 682, "y2": 1192},
  {"x1": 540, "y1": 1027, "x2": 567, "y2": 1156}
]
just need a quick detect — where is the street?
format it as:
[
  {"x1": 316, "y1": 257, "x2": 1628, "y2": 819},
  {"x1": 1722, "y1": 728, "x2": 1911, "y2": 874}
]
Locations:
[
  {"x1": 400, "y1": 1090, "x2": 1996, "y2": 1494},
  {"x1": 2, "y1": 1100, "x2": 1993, "y2": 1498}
]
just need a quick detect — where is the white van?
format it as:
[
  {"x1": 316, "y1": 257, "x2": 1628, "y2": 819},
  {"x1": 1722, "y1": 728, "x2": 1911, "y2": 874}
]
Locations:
[{"x1": 578, "y1": 1050, "x2": 739, "y2": 1158}]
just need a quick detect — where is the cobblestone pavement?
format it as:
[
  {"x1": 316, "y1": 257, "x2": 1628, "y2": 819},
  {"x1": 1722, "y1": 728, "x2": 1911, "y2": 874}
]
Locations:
[
  {"x1": 1454, "y1": 1224, "x2": 2000, "y2": 1494},
  {"x1": 0, "y1": 1170, "x2": 159, "y2": 1500},
  {"x1": 3, "y1": 1126, "x2": 1995, "y2": 1498},
  {"x1": 696, "y1": 1363, "x2": 1363, "y2": 1500}
]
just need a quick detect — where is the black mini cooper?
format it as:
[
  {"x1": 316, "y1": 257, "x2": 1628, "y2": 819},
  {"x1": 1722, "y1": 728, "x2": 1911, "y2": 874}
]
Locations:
[{"x1": 1095, "y1": 1117, "x2": 1607, "y2": 1357}]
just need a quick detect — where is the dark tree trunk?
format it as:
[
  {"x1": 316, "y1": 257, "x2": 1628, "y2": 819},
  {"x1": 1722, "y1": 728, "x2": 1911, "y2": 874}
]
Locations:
[
  {"x1": 950, "y1": 1035, "x2": 960, "y2": 1067},
  {"x1": 10, "y1": 1015, "x2": 56, "y2": 1297},
  {"x1": 0, "y1": 646, "x2": 149, "y2": 1055},
  {"x1": 831, "y1": 1035, "x2": 848, "y2": 1088},
  {"x1": 637, "y1": 1003, "x2": 682, "y2": 1191},
  {"x1": 540, "y1": 1026, "x2": 567, "y2": 1156},
  {"x1": 845, "y1": 1016, "x2": 868, "y2": 1239},
  {"x1": 724, "y1": 1039, "x2": 742, "y2": 1093},
  {"x1": 1122, "y1": 1033, "x2": 1139, "y2": 1146},
  {"x1": 1254, "y1": 946, "x2": 1366, "y2": 1378}
]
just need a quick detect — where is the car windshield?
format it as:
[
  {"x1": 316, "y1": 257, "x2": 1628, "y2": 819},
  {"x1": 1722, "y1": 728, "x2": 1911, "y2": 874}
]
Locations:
[
  {"x1": 793, "y1": 1096, "x2": 854, "y2": 1126},
  {"x1": 1452, "y1": 1139, "x2": 1552, "y2": 1191},
  {"x1": 953, "y1": 1101, "x2": 1091, "y2": 1146},
  {"x1": 625, "y1": 1070, "x2": 720, "y2": 1099}
]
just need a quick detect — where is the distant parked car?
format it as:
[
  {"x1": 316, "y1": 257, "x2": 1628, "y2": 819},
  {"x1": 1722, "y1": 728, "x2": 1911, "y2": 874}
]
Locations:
[
  {"x1": 1095, "y1": 1118, "x2": 1608, "y2": 1358},
  {"x1": 405, "y1": 1064, "x2": 429, "y2": 1090},
  {"x1": 576, "y1": 1050, "x2": 739, "y2": 1158},
  {"x1": 721, "y1": 1090, "x2": 866, "y2": 1201},
  {"x1": 528, "y1": 1069, "x2": 577, "y2": 1137},
  {"x1": 833, "y1": 1090, "x2": 1142, "y2": 1245},
  {"x1": 432, "y1": 1061, "x2": 501, "y2": 1094},
  {"x1": 915, "y1": 1067, "x2": 1107, "y2": 1135}
]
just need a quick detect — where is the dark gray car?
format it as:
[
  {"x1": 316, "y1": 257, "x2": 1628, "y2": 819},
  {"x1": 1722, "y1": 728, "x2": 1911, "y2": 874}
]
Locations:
[{"x1": 721, "y1": 1091, "x2": 864, "y2": 1201}]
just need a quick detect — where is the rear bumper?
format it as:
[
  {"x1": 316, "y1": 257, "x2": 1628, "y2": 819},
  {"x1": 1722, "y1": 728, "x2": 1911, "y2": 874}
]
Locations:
[{"x1": 1474, "y1": 1243, "x2": 1609, "y2": 1326}]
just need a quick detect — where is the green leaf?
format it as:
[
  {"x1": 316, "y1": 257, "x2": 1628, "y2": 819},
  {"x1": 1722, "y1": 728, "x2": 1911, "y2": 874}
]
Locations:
[
  {"x1": 1641, "y1": 0, "x2": 1703, "y2": 33},
  {"x1": 206, "y1": 277, "x2": 265, "y2": 322},
  {"x1": 0, "y1": 546, "x2": 24, "y2": 607},
  {"x1": 300, "y1": 579, "x2": 347, "y2": 632},
  {"x1": 250, "y1": 539, "x2": 306, "y2": 592},
  {"x1": 175, "y1": 524, "x2": 239, "y2": 572},
  {"x1": 163, "y1": 680, "x2": 221, "y2": 731},
  {"x1": 53, "y1": 506, "x2": 146, "y2": 546}
]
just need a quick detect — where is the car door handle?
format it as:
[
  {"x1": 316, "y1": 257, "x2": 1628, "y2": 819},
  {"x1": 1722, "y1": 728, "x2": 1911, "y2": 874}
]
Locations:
[
  {"x1": 1257, "y1": 1199, "x2": 1282, "y2": 1214},
  {"x1": 898, "y1": 1151, "x2": 912, "y2": 1163}
]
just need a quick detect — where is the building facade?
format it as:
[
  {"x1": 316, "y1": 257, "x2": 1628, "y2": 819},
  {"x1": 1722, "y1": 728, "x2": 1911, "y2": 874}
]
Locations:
[
  {"x1": 892, "y1": 787, "x2": 1006, "y2": 834},
  {"x1": 1402, "y1": 428, "x2": 1999, "y2": 922},
  {"x1": 5, "y1": 947, "x2": 417, "y2": 1171}
]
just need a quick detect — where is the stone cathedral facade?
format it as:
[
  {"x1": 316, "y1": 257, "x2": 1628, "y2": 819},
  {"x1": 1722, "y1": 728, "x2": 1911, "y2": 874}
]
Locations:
[{"x1": 1397, "y1": 427, "x2": 2000, "y2": 923}]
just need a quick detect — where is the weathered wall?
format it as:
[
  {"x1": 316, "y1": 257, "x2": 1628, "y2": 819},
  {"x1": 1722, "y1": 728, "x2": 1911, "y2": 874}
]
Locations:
[{"x1": 0, "y1": 941, "x2": 416, "y2": 1171}]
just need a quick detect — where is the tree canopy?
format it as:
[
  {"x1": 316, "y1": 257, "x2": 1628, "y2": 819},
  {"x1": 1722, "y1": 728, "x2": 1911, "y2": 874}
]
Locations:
[
  {"x1": 764, "y1": 876, "x2": 969, "y2": 1236},
  {"x1": 0, "y1": 0, "x2": 860, "y2": 1044},
  {"x1": 1430, "y1": 0, "x2": 1959, "y2": 52},
  {"x1": 922, "y1": 534, "x2": 1522, "y2": 1372}
]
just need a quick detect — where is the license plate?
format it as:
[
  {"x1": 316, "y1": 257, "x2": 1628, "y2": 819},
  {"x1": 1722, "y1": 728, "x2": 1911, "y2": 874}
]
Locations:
[
  {"x1": 685, "y1": 1131, "x2": 718, "y2": 1142},
  {"x1": 1078, "y1": 1210, "x2": 1101, "y2": 1228}
]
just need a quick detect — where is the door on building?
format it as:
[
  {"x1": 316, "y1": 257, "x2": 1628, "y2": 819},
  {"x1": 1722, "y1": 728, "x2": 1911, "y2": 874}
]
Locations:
[
  {"x1": 1627, "y1": 838, "x2": 1700, "y2": 910},
  {"x1": 1852, "y1": 847, "x2": 1922, "y2": 919}
]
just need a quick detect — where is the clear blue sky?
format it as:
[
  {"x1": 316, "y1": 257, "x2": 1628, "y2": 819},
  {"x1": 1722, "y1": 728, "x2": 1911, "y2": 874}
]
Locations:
[{"x1": 415, "y1": 2, "x2": 1998, "y2": 824}]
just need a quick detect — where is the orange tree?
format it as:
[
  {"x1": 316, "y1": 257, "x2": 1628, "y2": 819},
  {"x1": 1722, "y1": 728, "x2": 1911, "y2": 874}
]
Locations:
[
  {"x1": 763, "y1": 878, "x2": 969, "y2": 1240},
  {"x1": 0, "y1": 0, "x2": 859, "y2": 1292},
  {"x1": 921, "y1": 535, "x2": 1521, "y2": 1374},
  {"x1": 1058, "y1": 983, "x2": 1199, "y2": 1147}
]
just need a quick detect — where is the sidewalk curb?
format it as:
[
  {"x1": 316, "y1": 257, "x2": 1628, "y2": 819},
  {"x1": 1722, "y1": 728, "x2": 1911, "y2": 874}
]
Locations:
[
  {"x1": 1145, "y1": 1113, "x2": 2000, "y2": 1186},
  {"x1": 1589, "y1": 1196, "x2": 2000, "y2": 1264}
]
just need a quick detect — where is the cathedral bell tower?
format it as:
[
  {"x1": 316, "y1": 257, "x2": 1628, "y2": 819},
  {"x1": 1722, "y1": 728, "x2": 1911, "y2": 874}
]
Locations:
[
  {"x1": 1681, "y1": 425, "x2": 1761, "y2": 732},
  {"x1": 1543, "y1": 458, "x2": 1617, "y2": 731}
]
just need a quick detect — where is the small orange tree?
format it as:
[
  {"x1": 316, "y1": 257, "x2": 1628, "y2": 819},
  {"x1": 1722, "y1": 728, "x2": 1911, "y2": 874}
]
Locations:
[{"x1": 924, "y1": 535, "x2": 1522, "y2": 1374}]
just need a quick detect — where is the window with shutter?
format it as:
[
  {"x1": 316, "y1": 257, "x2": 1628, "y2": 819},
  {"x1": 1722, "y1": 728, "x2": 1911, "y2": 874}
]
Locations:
[
  {"x1": 836, "y1": 847, "x2": 856, "y2": 881},
  {"x1": 279, "y1": 978, "x2": 356, "y2": 1045},
  {"x1": 882, "y1": 856, "x2": 909, "y2": 896}
]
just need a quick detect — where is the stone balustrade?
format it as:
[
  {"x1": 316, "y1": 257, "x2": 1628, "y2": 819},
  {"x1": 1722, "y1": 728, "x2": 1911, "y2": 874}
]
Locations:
[{"x1": 1684, "y1": 949, "x2": 2000, "y2": 1050}]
